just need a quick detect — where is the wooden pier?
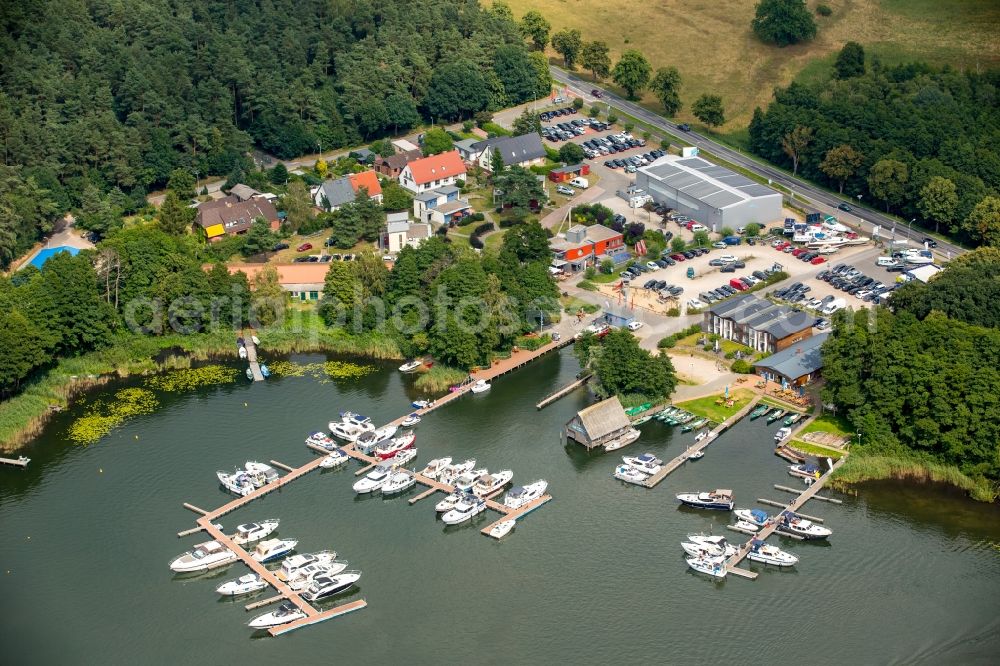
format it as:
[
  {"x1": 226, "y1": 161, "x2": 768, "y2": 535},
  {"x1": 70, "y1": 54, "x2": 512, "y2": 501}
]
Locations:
[
  {"x1": 723, "y1": 456, "x2": 847, "y2": 578},
  {"x1": 774, "y1": 484, "x2": 842, "y2": 504},
  {"x1": 244, "y1": 335, "x2": 264, "y2": 382},
  {"x1": 641, "y1": 396, "x2": 763, "y2": 488},
  {"x1": 757, "y1": 498, "x2": 825, "y2": 522},
  {"x1": 0, "y1": 455, "x2": 30, "y2": 468},
  {"x1": 408, "y1": 486, "x2": 440, "y2": 505},
  {"x1": 536, "y1": 373, "x2": 591, "y2": 409},
  {"x1": 269, "y1": 460, "x2": 295, "y2": 473}
]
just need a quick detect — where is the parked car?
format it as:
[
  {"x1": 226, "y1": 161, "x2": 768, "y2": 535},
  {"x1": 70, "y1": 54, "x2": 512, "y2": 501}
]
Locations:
[
  {"x1": 556, "y1": 185, "x2": 575, "y2": 196},
  {"x1": 272, "y1": 242, "x2": 289, "y2": 251},
  {"x1": 297, "y1": 243, "x2": 313, "y2": 252},
  {"x1": 626, "y1": 321, "x2": 643, "y2": 331}
]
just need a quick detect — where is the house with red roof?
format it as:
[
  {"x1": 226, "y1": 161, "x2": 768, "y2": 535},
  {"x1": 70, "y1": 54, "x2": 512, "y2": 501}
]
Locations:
[
  {"x1": 312, "y1": 170, "x2": 384, "y2": 211},
  {"x1": 398, "y1": 150, "x2": 467, "y2": 194}
]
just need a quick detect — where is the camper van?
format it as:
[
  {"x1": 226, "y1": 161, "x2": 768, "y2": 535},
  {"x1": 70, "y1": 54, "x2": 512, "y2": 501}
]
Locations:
[
  {"x1": 569, "y1": 177, "x2": 589, "y2": 189},
  {"x1": 876, "y1": 256, "x2": 898, "y2": 267}
]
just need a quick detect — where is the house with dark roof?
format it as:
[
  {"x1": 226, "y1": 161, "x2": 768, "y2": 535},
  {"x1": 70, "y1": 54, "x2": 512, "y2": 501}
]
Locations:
[
  {"x1": 548, "y1": 224, "x2": 626, "y2": 271},
  {"x1": 753, "y1": 333, "x2": 830, "y2": 387},
  {"x1": 374, "y1": 149, "x2": 423, "y2": 179},
  {"x1": 467, "y1": 133, "x2": 546, "y2": 171},
  {"x1": 703, "y1": 293, "x2": 814, "y2": 354},
  {"x1": 312, "y1": 170, "x2": 383, "y2": 211},
  {"x1": 381, "y1": 212, "x2": 432, "y2": 253},
  {"x1": 564, "y1": 396, "x2": 636, "y2": 450},
  {"x1": 196, "y1": 196, "x2": 280, "y2": 241},
  {"x1": 399, "y1": 150, "x2": 467, "y2": 194},
  {"x1": 229, "y1": 184, "x2": 262, "y2": 201}
]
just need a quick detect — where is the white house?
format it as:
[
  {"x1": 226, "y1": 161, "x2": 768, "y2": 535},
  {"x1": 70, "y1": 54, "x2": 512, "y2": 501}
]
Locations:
[
  {"x1": 380, "y1": 212, "x2": 432, "y2": 253},
  {"x1": 412, "y1": 185, "x2": 473, "y2": 226},
  {"x1": 398, "y1": 150, "x2": 467, "y2": 194},
  {"x1": 312, "y1": 170, "x2": 383, "y2": 211}
]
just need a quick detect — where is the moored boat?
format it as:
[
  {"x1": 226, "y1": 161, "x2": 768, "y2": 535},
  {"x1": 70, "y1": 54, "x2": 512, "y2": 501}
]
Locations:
[
  {"x1": 401, "y1": 413, "x2": 421, "y2": 427},
  {"x1": 676, "y1": 489, "x2": 734, "y2": 510},
  {"x1": 434, "y1": 491, "x2": 464, "y2": 513},
  {"x1": 169, "y1": 540, "x2": 238, "y2": 573},
  {"x1": 374, "y1": 430, "x2": 415, "y2": 460},
  {"x1": 250, "y1": 538, "x2": 297, "y2": 563},
  {"x1": 354, "y1": 424, "x2": 398, "y2": 454},
  {"x1": 216, "y1": 572, "x2": 268, "y2": 597},
  {"x1": 244, "y1": 461, "x2": 280, "y2": 486},
  {"x1": 774, "y1": 445, "x2": 806, "y2": 464},
  {"x1": 230, "y1": 519, "x2": 280, "y2": 546},
  {"x1": 472, "y1": 470, "x2": 513, "y2": 497},
  {"x1": 248, "y1": 602, "x2": 306, "y2": 629},
  {"x1": 694, "y1": 431, "x2": 708, "y2": 442},
  {"x1": 438, "y1": 459, "x2": 476, "y2": 485},
  {"x1": 749, "y1": 405, "x2": 769, "y2": 420},
  {"x1": 766, "y1": 409, "x2": 786, "y2": 424},
  {"x1": 774, "y1": 427, "x2": 792, "y2": 442},
  {"x1": 613, "y1": 464, "x2": 648, "y2": 484},
  {"x1": 489, "y1": 520, "x2": 516, "y2": 539},
  {"x1": 399, "y1": 360, "x2": 422, "y2": 373},
  {"x1": 690, "y1": 417, "x2": 709, "y2": 429},
  {"x1": 453, "y1": 468, "x2": 488, "y2": 493},
  {"x1": 418, "y1": 457, "x2": 453, "y2": 480},
  {"x1": 319, "y1": 449, "x2": 349, "y2": 469},
  {"x1": 329, "y1": 420, "x2": 374, "y2": 443},
  {"x1": 470, "y1": 379, "x2": 491, "y2": 394},
  {"x1": 789, "y1": 463, "x2": 822, "y2": 480},
  {"x1": 217, "y1": 470, "x2": 256, "y2": 496},
  {"x1": 777, "y1": 512, "x2": 832, "y2": 540},
  {"x1": 681, "y1": 534, "x2": 737, "y2": 558},
  {"x1": 276, "y1": 551, "x2": 337, "y2": 582},
  {"x1": 732, "y1": 519, "x2": 761, "y2": 533},
  {"x1": 353, "y1": 463, "x2": 393, "y2": 493},
  {"x1": 389, "y1": 447, "x2": 418, "y2": 468},
  {"x1": 686, "y1": 555, "x2": 727, "y2": 578},
  {"x1": 441, "y1": 495, "x2": 487, "y2": 525},
  {"x1": 603, "y1": 427, "x2": 641, "y2": 452},
  {"x1": 411, "y1": 399, "x2": 430, "y2": 409},
  {"x1": 734, "y1": 508, "x2": 770, "y2": 527},
  {"x1": 503, "y1": 480, "x2": 548, "y2": 509},
  {"x1": 783, "y1": 413, "x2": 802, "y2": 426},
  {"x1": 301, "y1": 571, "x2": 362, "y2": 602},
  {"x1": 287, "y1": 561, "x2": 350, "y2": 591},
  {"x1": 381, "y1": 470, "x2": 416, "y2": 495},
  {"x1": 746, "y1": 540, "x2": 798, "y2": 567},
  {"x1": 623, "y1": 453, "x2": 662, "y2": 475},
  {"x1": 306, "y1": 431, "x2": 337, "y2": 450}
]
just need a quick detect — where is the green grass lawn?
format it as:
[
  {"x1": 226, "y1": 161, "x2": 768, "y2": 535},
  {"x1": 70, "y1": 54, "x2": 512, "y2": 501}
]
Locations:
[
  {"x1": 675, "y1": 388, "x2": 755, "y2": 423},
  {"x1": 800, "y1": 413, "x2": 855, "y2": 439},
  {"x1": 560, "y1": 295, "x2": 599, "y2": 314},
  {"x1": 789, "y1": 440, "x2": 846, "y2": 460},
  {"x1": 587, "y1": 270, "x2": 621, "y2": 284}
]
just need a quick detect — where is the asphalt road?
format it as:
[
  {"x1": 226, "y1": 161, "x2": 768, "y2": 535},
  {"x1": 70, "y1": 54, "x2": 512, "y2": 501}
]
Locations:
[{"x1": 550, "y1": 67, "x2": 965, "y2": 258}]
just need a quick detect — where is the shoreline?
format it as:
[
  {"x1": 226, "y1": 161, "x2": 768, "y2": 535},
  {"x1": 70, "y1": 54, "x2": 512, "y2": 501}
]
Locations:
[
  {"x1": 830, "y1": 453, "x2": 998, "y2": 503},
  {"x1": 0, "y1": 324, "x2": 402, "y2": 453}
]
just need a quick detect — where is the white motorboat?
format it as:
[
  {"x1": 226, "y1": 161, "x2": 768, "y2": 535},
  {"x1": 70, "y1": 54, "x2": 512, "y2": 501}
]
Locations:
[
  {"x1": 435, "y1": 491, "x2": 464, "y2": 513},
  {"x1": 686, "y1": 448, "x2": 705, "y2": 460},
  {"x1": 470, "y1": 379, "x2": 491, "y2": 394},
  {"x1": 250, "y1": 538, "x2": 297, "y2": 563},
  {"x1": 401, "y1": 413, "x2": 421, "y2": 427},
  {"x1": 604, "y1": 427, "x2": 641, "y2": 452},
  {"x1": 230, "y1": 519, "x2": 280, "y2": 546},
  {"x1": 734, "y1": 508, "x2": 770, "y2": 527},
  {"x1": 503, "y1": 480, "x2": 548, "y2": 509},
  {"x1": 686, "y1": 555, "x2": 727, "y2": 578},
  {"x1": 248, "y1": 602, "x2": 306, "y2": 629},
  {"x1": 301, "y1": 570, "x2": 362, "y2": 602},
  {"x1": 382, "y1": 470, "x2": 416, "y2": 495},
  {"x1": 352, "y1": 463, "x2": 393, "y2": 493},
  {"x1": 374, "y1": 430, "x2": 415, "y2": 460},
  {"x1": 682, "y1": 534, "x2": 737, "y2": 558},
  {"x1": 319, "y1": 449, "x2": 349, "y2": 468},
  {"x1": 613, "y1": 464, "x2": 648, "y2": 484},
  {"x1": 732, "y1": 519, "x2": 761, "y2": 533},
  {"x1": 251, "y1": 334, "x2": 260, "y2": 346},
  {"x1": 277, "y1": 551, "x2": 337, "y2": 582},
  {"x1": 438, "y1": 459, "x2": 476, "y2": 485},
  {"x1": 399, "y1": 360, "x2": 422, "y2": 373},
  {"x1": 623, "y1": 453, "x2": 662, "y2": 475},
  {"x1": 244, "y1": 461, "x2": 280, "y2": 486},
  {"x1": 217, "y1": 470, "x2": 256, "y2": 496},
  {"x1": 355, "y1": 424, "x2": 399, "y2": 454},
  {"x1": 789, "y1": 463, "x2": 822, "y2": 480},
  {"x1": 419, "y1": 457, "x2": 453, "y2": 480},
  {"x1": 746, "y1": 540, "x2": 799, "y2": 567},
  {"x1": 411, "y1": 399, "x2": 431, "y2": 409},
  {"x1": 442, "y1": 496, "x2": 488, "y2": 525},
  {"x1": 389, "y1": 447, "x2": 418, "y2": 468},
  {"x1": 330, "y1": 420, "x2": 375, "y2": 443},
  {"x1": 473, "y1": 470, "x2": 513, "y2": 497},
  {"x1": 489, "y1": 520, "x2": 516, "y2": 539},
  {"x1": 169, "y1": 540, "x2": 238, "y2": 573},
  {"x1": 775, "y1": 427, "x2": 792, "y2": 442},
  {"x1": 287, "y1": 561, "x2": 350, "y2": 591},
  {"x1": 239, "y1": 345, "x2": 248, "y2": 359},
  {"x1": 676, "y1": 489, "x2": 734, "y2": 510},
  {"x1": 216, "y1": 573, "x2": 268, "y2": 596},
  {"x1": 453, "y1": 468, "x2": 488, "y2": 493},
  {"x1": 778, "y1": 513, "x2": 832, "y2": 540},
  {"x1": 306, "y1": 431, "x2": 337, "y2": 450},
  {"x1": 694, "y1": 431, "x2": 708, "y2": 442}
]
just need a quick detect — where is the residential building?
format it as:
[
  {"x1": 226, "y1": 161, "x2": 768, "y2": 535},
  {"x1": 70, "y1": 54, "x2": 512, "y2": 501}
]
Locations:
[
  {"x1": 753, "y1": 333, "x2": 830, "y2": 387},
  {"x1": 374, "y1": 149, "x2": 423, "y2": 179},
  {"x1": 412, "y1": 185, "x2": 472, "y2": 226},
  {"x1": 548, "y1": 163, "x2": 590, "y2": 183},
  {"x1": 380, "y1": 212, "x2": 432, "y2": 253},
  {"x1": 636, "y1": 155, "x2": 783, "y2": 229},
  {"x1": 549, "y1": 224, "x2": 626, "y2": 272},
  {"x1": 229, "y1": 184, "x2": 262, "y2": 201},
  {"x1": 399, "y1": 150, "x2": 467, "y2": 194},
  {"x1": 703, "y1": 293, "x2": 814, "y2": 354},
  {"x1": 467, "y1": 133, "x2": 546, "y2": 171},
  {"x1": 312, "y1": 170, "x2": 383, "y2": 211},
  {"x1": 226, "y1": 263, "x2": 331, "y2": 301},
  {"x1": 196, "y1": 196, "x2": 280, "y2": 241},
  {"x1": 348, "y1": 148, "x2": 376, "y2": 165},
  {"x1": 564, "y1": 397, "x2": 634, "y2": 450},
  {"x1": 454, "y1": 138, "x2": 481, "y2": 162}
]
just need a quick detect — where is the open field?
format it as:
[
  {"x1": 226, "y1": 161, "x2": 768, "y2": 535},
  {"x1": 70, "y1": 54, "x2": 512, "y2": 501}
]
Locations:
[
  {"x1": 675, "y1": 387, "x2": 755, "y2": 422},
  {"x1": 506, "y1": 0, "x2": 1000, "y2": 128}
]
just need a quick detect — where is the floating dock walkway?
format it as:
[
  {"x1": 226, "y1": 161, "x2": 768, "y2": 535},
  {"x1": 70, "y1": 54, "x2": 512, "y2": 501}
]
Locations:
[
  {"x1": 536, "y1": 373, "x2": 591, "y2": 410},
  {"x1": 245, "y1": 336, "x2": 264, "y2": 382},
  {"x1": 641, "y1": 396, "x2": 763, "y2": 488},
  {"x1": 0, "y1": 455, "x2": 30, "y2": 468}
]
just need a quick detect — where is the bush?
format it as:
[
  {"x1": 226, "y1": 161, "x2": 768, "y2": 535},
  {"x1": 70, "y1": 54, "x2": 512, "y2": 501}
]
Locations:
[
  {"x1": 643, "y1": 131, "x2": 651, "y2": 141},
  {"x1": 481, "y1": 122, "x2": 511, "y2": 137},
  {"x1": 572, "y1": 97, "x2": 584, "y2": 109},
  {"x1": 600, "y1": 259, "x2": 614, "y2": 274},
  {"x1": 584, "y1": 266, "x2": 596, "y2": 279},
  {"x1": 724, "y1": 350, "x2": 737, "y2": 360},
  {"x1": 624, "y1": 122, "x2": 634, "y2": 133},
  {"x1": 498, "y1": 217, "x2": 526, "y2": 229},
  {"x1": 578, "y1": 280, "x2": 598, "y2": 291},
  {"x1": 472, "y1": 222, "x2": 494, "y2": 235},
  {"x1": 456, "y1": 179, "x2": 465, "y2": 189},
  {"x1": 470, "y1": 235, "x2": 484, "y2": 249},
  {"x1": 515, "y1": 334, "x2": 551, "y2": 351},
  {"x1": 468, "y1": 212, "x2": 486, "y2": 222},
  {"x1": 608, "y1": 112, "x2": 619, "y2": 124},
  {"x1": 462, "y1": 120, "x2": 474, "y2": 133},
  {"x1": 588, "y1": 107, "x2": 600, "y2": 118},
  {"x1": 666, "y1": 307, "x2": 680, "y2": 317},
  {"x1": 660, "y1": 139, "x2": 671, "y2": 150},
  {"x1": 816, "y1": 4, "x2": 832, "y2": 16},
  {"x1": 703, "y1": 343, "x2": 714, "y2": 352},
  {"x1": 474, "y1": 110, "x2": 493, "y2": 126},
  {"x1": 658, "y1": 336, "x2": 677, "y2": 349},
  {"x1": 731, "y1": 359, "x2": 753, "y2": 374}
]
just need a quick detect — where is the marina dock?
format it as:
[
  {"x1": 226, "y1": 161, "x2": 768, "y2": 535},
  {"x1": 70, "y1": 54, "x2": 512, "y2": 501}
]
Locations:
[
  {"x1": 245, "y1": 335, "x2": 264, "y2": 382},
  {"x1": 536, "y1": 373, "x2": 591, "y2": 409},
  {"x1": 723, "y1": 456, "x2": 847, "y2": 577},
  {"x1": 641, "y1": 396, "x2": 763, "y2": 488},
  {"x1": 0, "y1": 455, "x2": 31, "y2": 468}
]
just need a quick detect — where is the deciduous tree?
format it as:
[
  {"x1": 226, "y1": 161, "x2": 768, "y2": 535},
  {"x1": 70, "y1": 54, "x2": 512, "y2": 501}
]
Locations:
[
  {"x1": 834, "y1": 41, "x2": 865, "y2": 79},
  {"x1": 551, "y1": 29, "x2": 583, "y2": 70},
  {"x1": 868, "y1": 159, "x2": 909, "y2": 212},
  {"x1": 650, "y1": 67, "x2": 682, "y2": 116},
  {"x1": 780, "y1": 125, "x2": 813, "y2": 176},
  {"x1": 692, "y1": 94, "x2": 725, "y2": 127},
  {"x1": 558, "y1": 142, "x2": 585, "y2": 165},
  {"x1": 918, "y1": 176, "x2": 958, "y2": 234},
  {"x1": 581, "y1": 41, "x2": 611, "y2": 81},
  {"x1": 752, "y1": 0, "x2": 817, "y2": 47},
  {"x1": 963, "y1": 196, "x2": 1000, "y2": 247},
  {"x1": 612, "y1": 50, "x2": 651, "y2": 100},
  {"x1": 422, "y1": 127, "x2": 454, "y2": 156},
  {"x1": 819, "y1": 144, "x2": 864, "y2": 193},
  {"x1": 519, "y1": 10, "x2": 550, "y2": 51}
]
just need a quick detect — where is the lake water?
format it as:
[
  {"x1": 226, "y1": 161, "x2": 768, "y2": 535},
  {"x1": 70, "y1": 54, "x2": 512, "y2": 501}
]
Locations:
[{"x1": 2, "y1": 350, "x2": 999, "y2": 664}]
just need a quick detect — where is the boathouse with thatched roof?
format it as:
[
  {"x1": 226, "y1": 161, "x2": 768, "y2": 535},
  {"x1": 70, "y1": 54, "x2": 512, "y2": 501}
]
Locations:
[{"x1": 565, "y1": 396, "x2": 632, "y2": 449}]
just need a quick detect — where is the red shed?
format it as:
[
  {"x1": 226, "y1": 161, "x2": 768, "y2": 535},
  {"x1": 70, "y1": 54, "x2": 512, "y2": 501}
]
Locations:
[{"x1": 548, "y1": 163, "x2": 591, "y2": 182}]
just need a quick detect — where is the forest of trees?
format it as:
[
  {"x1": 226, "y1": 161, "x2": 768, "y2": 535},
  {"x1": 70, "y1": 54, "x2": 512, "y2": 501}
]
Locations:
[
  {"x1": 318, "y1": 222, "x2": 559, "y2": 369},
  {"x1": 821, "y1": 248, "x2": 1000, "y2": 487},
  {"x1": 574, "y1": 328, "x2": 677, "y2": 403},
  {"x1": 749, "y1": 56, "x2": 1000, "y2": 246},
  {"x1": 0, "y1": 0, "x2": 549, "y2": 266}
]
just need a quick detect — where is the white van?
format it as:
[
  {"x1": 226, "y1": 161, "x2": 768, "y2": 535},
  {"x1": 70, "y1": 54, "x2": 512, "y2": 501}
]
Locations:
[
  {"x1": 569, "y1": 176, "x2": 589, "y2": 189},
  {"x1": 876, "y1": 256, "x2": 897, "y2": 267},
  {"x1": 822, "y1": 298, "x2": 846, "y2": 315}
]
